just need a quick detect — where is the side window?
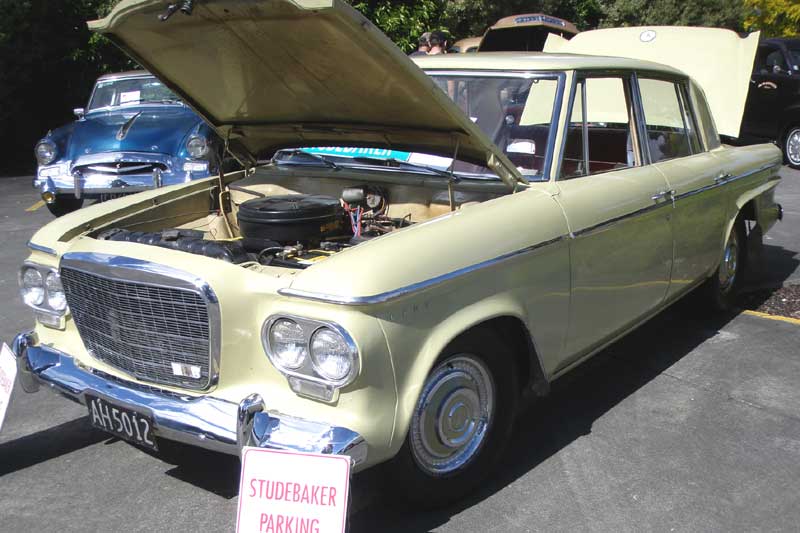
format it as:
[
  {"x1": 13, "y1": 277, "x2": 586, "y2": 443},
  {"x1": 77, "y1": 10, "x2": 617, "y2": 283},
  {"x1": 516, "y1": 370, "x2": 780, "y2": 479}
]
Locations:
[
  {"x1": 560, "y1": 76, "x2": 638, "y2": 179},
  {"x1": 638, "y1": 78, "x2": 699, "y2": 163},
  {"x1": 755, "y1": 46, "x2": 788, "y2": 74}
]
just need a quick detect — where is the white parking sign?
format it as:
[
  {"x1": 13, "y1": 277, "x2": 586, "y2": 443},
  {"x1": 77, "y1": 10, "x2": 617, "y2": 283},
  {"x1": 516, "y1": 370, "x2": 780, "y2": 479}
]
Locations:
[
  {"x1": 236, "y1": 447, "x2": 351, "y2": 533},
  {"x1": 0, "y1": 343, "x2": 18, "y2": 432}
]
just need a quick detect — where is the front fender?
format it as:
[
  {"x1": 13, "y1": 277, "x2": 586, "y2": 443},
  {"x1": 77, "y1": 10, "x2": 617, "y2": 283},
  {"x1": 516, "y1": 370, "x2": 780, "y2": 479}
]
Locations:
[{"x1": 378, "y1": 292, "x2": 532, "y2": 455}]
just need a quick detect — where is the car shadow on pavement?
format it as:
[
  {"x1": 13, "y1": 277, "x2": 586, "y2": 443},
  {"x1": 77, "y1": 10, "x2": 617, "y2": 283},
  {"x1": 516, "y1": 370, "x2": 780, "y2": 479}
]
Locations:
[
  {"x1": 153, "y1": 440, "x2": 242, "y2": 499},
  {"x1": 348, "y1": 295, "x2": 740, "y2": 532},
  {"x1": 0, "y1": 417, "x2": 108, "y2": 476},
  {"x1": 744, "y1": 243, "x2": 800, "y2": 290}
]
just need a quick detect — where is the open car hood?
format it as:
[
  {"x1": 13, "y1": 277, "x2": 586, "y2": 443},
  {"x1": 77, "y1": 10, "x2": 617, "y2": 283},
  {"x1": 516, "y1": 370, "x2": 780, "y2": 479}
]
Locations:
[
  {"x1": 89, "y1": 0, "x2": 524, "y2": 187},
  {"x1": 544, "y1": 27, "x2": 759, "y2": 138}
]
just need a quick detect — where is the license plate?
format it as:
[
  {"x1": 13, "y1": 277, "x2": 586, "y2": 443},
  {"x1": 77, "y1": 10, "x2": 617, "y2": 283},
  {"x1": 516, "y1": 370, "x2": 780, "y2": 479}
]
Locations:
[{"x1": 86, "y1": 395, "x2": 157, "y2": 451}]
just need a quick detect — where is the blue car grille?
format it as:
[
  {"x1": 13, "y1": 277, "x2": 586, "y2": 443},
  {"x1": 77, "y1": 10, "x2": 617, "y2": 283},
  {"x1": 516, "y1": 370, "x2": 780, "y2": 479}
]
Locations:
[
  {"x1": 78, "y1": 161, "x2": 167, "y2": 175},
  {"x1": 60, "y1": 266, "x2": 212, "y2": 390}
]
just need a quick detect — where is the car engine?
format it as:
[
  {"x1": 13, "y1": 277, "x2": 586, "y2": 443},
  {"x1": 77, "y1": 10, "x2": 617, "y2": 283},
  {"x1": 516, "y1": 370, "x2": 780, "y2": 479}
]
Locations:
[{"x1": 97, "y1": 186, "x2": 410, "y2": 269}]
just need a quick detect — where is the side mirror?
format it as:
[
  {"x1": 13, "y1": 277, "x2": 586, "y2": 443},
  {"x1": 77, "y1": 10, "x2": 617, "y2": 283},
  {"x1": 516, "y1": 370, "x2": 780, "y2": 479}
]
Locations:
[{"x1": 73, "y1": 108, "x2": 85, "y2": 119}]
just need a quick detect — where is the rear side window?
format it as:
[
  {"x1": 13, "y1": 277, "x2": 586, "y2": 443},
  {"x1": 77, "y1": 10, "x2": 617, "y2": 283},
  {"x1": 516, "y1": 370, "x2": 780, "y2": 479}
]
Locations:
[{"x1": 638, "y1": 78, "x2": 700, "y2": 163}]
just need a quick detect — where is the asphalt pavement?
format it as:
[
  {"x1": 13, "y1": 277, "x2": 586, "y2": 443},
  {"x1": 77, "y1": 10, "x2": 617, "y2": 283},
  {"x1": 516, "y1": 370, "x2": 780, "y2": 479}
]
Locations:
[{"x1": 1, "y1": 169, "x2": 799, "y2": 532}]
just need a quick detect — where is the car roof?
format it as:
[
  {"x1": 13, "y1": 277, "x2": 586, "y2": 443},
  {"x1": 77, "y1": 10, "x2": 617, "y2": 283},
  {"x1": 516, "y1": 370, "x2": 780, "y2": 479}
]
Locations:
[
  {"x1": 762, "y1": 37, "x2": 800, "y2": 47},
  {"x1": 96, "y1": 70, "x2": 152, "y2": 81},
  {"x1": 412, "y1": 52, "x2": 688, "y2": 78}
]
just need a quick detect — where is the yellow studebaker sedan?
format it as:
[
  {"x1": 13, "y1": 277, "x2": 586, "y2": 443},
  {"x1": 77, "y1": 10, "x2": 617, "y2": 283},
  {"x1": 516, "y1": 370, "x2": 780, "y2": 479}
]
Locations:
[{"x1": 12, "y1": 0, "x2": 783, "y2": 506}]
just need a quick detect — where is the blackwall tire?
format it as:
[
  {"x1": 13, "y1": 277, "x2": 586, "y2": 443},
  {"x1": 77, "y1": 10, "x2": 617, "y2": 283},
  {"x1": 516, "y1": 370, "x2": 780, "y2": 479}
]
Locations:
[
  {"x1": 46, "y1": 195, "x2": 84, "y2": 217},
  {"x1": 383, "y1": 328, "x2": 519, "y2": 508}
]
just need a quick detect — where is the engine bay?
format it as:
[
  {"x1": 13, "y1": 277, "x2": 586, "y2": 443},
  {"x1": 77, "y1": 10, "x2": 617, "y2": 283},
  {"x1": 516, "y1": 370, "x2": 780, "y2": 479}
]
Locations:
[
  {"x1": 98, "y1": 185, "x2": 416, "y2": 269},
  {"x1": 94, "y1": 168, "x2": 504, "y2": 270}
]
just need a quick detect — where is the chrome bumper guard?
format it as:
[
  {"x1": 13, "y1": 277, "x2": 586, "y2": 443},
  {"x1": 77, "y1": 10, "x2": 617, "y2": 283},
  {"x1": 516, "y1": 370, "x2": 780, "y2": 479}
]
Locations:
[{"x1": 11, "y1": 332, "x2": 367, "y2": 468}]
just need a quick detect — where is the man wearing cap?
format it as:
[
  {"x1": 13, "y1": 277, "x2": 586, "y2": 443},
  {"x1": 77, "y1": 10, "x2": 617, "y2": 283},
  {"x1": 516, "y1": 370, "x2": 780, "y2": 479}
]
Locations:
[{"x1": 409, "y1": 32, "x2": 431, "y2": 56}]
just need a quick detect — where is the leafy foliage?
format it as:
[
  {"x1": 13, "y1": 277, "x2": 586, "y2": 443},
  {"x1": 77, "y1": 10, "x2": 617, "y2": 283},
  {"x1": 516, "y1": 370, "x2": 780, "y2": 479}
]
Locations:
[{"x1": 744, "y1": 0, "x2": 800, "y2": 37}]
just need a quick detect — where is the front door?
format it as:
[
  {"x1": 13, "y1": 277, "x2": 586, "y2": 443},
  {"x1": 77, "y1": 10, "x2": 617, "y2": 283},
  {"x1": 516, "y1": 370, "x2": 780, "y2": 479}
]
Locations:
[{"x1": 554, "y1": 75, "x2": 673, "y2": 364}]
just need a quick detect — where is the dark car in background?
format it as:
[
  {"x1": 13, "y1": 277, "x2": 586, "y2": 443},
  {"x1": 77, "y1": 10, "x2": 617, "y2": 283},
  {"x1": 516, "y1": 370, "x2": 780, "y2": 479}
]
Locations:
[
  {"x1": 740, "y1": 37, "x2": 800, "y2": 168},
  {"x1": 33, "y1": 71, "x2": 223, "y2": 216}
]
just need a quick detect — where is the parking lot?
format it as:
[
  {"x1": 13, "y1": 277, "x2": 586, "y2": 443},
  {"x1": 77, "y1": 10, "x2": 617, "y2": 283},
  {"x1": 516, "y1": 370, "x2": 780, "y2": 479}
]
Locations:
[{"x1": 1, "y1": 169, "x2": 799, "y2": 532}]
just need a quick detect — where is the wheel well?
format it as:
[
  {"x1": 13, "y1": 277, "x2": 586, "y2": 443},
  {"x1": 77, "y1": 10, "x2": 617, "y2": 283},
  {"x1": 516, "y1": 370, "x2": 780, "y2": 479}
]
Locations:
[
  {"x1": 452, "y1": 316, "x2": 549, "y2": 398},
  {"x1": 740, "y1": 199, "x2": 756, "y2": 222}
]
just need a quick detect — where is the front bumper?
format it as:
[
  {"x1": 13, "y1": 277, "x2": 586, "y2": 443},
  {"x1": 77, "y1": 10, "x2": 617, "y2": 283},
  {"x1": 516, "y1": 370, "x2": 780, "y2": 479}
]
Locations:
[
  {"x1": 35, "y1": 152, "x2": 212, "y2": 199},
  {"x1": 11, "y1": 332, "x2": 368, "y2": 468}
]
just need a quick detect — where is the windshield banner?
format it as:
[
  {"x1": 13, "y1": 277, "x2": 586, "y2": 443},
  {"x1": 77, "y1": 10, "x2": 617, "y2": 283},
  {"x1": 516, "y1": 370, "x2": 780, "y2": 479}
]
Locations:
[{"x1": 303, "y1": 146, "x2": 412, "y2": 161}]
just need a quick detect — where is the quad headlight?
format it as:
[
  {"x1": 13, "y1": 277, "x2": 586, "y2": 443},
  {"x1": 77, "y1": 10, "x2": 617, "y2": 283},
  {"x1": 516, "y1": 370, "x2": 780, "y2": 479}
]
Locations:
[
  {"x1": 20, "y1": 267, "x2": 44, "y2": 306},
  {"x1": 19, "y1": 264, "x2": 68, "y2": 328},
  {"x1": 263, "y1": 315, "x2": 359, "y2": 401},
  {"x1": 186, "y1": 135, "x2": 210, "y2": 159},
  {"x1": 35, "y1": 140, "x2": 57, "y2": 166}
]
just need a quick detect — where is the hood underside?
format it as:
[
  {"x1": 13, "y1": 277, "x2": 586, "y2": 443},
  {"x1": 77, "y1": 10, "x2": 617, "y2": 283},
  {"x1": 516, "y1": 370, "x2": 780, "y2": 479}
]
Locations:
[
  {"x1": 89, "y1": 0, "x2": 524, "y2": 187},
  {"x1": 544, "y1": 27, "x2": 759, "y2": 139}
]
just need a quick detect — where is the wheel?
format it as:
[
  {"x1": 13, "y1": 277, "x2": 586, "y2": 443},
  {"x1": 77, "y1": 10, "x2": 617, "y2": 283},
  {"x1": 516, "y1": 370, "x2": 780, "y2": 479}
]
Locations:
[
  {"x1": 706, "y1": 217, "x2": 746, "y2": 311},
  {"x1": 784, "y1": 125, "x2": 800, "y2": 169},
  {"x1": 45, "y1": 195, "x2": 84, "y2": 216},
  {"x1": 383, "y1": 329, "x2": 518, "y2": 508}
]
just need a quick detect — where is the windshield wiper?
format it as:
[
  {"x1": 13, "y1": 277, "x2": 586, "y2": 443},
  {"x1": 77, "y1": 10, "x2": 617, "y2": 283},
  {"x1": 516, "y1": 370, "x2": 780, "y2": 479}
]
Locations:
[
  {"x1": 275, "y1": 149, "x2": 340, "y2": 171},
  {"x1": 350, "y1": 157, "x2": 455, "y2": 179}
]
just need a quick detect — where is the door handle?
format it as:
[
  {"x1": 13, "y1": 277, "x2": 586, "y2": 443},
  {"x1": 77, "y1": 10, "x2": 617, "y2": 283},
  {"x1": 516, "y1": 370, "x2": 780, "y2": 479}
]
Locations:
[
  {"x1": 715, "y1": 172, "x2": 732, "y2": 184},
  {"x1": 652, "y1": 190, "x2": 675, "y2": 202}
]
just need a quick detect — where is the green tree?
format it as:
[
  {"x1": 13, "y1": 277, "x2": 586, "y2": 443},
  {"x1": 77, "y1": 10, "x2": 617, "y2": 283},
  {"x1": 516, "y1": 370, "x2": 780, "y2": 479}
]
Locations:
[
  {"x1": 744, "y1": 0, "x2": 800, "y2": 37},
  {"x1": 600, "y1": 0, "x2": 746, "y2": 31}
]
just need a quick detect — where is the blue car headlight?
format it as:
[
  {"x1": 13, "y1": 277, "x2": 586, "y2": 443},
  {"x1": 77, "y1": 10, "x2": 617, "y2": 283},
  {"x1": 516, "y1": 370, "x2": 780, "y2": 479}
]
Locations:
[
  {"x1": 35, "y1": 140, "x2": 57, "y2": 165},
  {"x1": 186, "y1": 135, "x2": 210, "y2": 159}
]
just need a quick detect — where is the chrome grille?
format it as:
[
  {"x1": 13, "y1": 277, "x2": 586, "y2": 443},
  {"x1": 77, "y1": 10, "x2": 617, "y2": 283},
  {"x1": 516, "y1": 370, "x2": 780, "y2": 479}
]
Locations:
[
  {"x1": 77, "y1": 162, "x2": 167, "y2": 175},
  {"x1": 61, "y1": 266, "x2": 212, "y2": 390}
]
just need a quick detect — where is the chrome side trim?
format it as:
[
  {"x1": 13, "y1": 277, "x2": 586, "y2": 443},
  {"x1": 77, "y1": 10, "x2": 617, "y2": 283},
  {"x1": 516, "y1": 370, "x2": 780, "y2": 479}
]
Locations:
[
  {"x1": 279, "y1": 235, "x2": 569, "y2": 305},
  {"x1": 27, "y1": 241, "x2": 57, "y2": 256},
  {"x1": 60, "y1": 252, "x2": 221, "y2": 390},
  {"x1": 673, "y1": 162, "x2": 781, "y2": 202},
  {"x1": 572, "y1": 198, "x2": 673, "y2": 239}
]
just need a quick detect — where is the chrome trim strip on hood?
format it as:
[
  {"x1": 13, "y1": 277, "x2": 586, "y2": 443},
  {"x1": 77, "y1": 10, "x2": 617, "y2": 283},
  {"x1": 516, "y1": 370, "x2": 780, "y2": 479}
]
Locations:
[
  {"x1": 27, "y1": 241, "x2": 57, "y2": 256},
  {"x1": 278, "y1": 234, "x2": 569, "y2": 305}
]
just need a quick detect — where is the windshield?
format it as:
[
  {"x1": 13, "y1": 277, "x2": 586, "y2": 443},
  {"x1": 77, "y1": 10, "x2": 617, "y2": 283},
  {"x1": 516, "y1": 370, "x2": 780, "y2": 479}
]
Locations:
[
  {"x1": 88, "y1": 76, "x2": 180, "y2": 111},
  {"x1": 277, "y1": 74, "x2": 560, "y2": 182}
]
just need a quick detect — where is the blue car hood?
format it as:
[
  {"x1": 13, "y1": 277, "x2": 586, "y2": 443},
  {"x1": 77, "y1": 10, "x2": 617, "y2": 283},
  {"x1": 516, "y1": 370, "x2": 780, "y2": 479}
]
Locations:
[{"x1": 66, "y1": 105, "x2": 201, "y2": 161}]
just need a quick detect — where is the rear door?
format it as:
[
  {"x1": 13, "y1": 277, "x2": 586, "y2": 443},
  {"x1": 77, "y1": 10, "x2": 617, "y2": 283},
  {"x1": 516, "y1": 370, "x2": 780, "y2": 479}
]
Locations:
[
  {"x1": 636, "y1": 76, "x2": 728, "y2": 299},
  {"x1": 554, "y1": 73, "x2": 673, "y2": 364}
]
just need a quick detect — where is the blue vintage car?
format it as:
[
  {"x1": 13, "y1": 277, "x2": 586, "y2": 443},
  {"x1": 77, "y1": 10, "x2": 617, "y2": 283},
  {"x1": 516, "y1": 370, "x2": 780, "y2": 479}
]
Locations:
[{"x1": 34, "y1": 70, "x2": 221, "y2": 215}]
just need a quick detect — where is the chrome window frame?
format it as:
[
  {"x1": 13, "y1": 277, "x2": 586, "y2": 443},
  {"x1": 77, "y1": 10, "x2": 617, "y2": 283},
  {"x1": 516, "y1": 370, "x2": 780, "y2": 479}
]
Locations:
[
  {"x1": 59, "y1": 252, "x2": 221, "y2": 391},
  {"x1": 423, "y1": 69, "x2": 566, "y2": 182},
  {"x1": 555, "y1": 69, "x2": 645, "y2": 181}
]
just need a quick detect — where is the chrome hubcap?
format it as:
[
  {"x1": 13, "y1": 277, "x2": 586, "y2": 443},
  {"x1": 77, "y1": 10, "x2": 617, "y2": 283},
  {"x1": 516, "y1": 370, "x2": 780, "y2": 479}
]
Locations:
[
  {"x1": 719, "y1": 227, "x2": 739, "y2": 291},
  {"x1": 410, "y1": 355, "x2": 495, "y2": 476},
  {"x1": 787, "y1": 129, "x2": 800, "y2": 166}
]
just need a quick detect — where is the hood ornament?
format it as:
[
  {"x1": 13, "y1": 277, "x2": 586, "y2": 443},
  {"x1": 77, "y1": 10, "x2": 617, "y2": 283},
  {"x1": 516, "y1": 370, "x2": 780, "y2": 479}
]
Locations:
[{"x1": 116, "y1": 111, "x2": 143, "y2": 141}]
